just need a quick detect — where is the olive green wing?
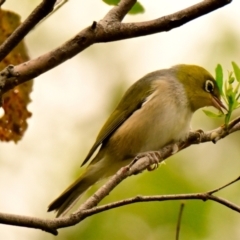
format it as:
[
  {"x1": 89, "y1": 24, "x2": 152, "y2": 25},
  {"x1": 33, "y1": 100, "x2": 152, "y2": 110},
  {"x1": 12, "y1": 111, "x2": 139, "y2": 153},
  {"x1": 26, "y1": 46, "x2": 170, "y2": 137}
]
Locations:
[{"x1": 81, "y1": 74, "x2": 157, "y2": 167}]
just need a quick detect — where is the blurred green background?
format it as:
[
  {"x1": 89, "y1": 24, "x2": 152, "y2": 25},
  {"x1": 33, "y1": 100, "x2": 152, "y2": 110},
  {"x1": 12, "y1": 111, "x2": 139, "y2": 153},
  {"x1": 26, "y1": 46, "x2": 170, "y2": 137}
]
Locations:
[{"x1": 1, "y1": 0, "x2": 240, "y2": 239}]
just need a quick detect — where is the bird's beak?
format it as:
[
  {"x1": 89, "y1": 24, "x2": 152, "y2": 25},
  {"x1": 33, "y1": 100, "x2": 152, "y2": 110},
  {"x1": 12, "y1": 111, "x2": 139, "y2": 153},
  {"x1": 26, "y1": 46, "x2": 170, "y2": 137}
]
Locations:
[{"x1": 212, "y1": 95, "x2": 227, "y2": 113}]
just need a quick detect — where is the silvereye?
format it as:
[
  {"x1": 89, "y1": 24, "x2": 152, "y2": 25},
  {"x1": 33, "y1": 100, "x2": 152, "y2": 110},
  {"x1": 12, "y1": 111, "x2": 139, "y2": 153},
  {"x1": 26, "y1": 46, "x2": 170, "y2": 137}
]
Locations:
[{"x1": 48, "y1": 64, "x2": 226, "y2": 217}]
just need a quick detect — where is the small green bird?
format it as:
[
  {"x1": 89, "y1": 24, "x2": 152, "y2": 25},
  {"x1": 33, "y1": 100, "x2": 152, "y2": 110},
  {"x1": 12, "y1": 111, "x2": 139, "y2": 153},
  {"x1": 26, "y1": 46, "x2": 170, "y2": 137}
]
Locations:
[{"x1": 48, "y1": 64, "x2": 226, "y2": 217}]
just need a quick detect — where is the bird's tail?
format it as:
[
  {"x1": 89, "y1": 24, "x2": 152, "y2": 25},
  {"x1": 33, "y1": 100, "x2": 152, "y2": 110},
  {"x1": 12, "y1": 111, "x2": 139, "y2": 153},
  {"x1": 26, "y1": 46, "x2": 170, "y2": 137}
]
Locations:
[{"x1": 48, "y1": 164, "x2": 102, "y2": 217}]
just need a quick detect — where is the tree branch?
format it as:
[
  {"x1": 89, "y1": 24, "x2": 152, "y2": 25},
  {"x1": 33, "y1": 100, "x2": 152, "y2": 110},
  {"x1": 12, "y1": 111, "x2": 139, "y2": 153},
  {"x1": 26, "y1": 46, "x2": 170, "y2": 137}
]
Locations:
[
  {"x1": 0, "y1": 0, "x2": 57, "y2": 62},
  {"x1": 1, "y1": 176, "x2": 240, "y2": 235},
  {"x1": 0, "y1": 0, "x2": 232, "y2": 94},
  {"x1": 0, "y1": 212, "x2": 58, "y2": 235},
  {"x1": 0, "y1": 116, "x2": 239, "y2": 234},
  {"x1": 80, "y1": 191, "x2": 240, "y2": 217},
  {"x1": 98, "y1": 0, "x2": 232, "y2": 41},
  {"x1": 63, "y1": 117, "x2": 240, "y2": 218}
]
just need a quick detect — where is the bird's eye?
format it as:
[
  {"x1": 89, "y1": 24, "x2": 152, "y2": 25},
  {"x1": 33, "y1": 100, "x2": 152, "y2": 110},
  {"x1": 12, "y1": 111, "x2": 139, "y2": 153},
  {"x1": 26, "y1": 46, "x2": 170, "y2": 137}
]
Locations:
[{"x1": 205, "y1": 80, "x2": 214, "y2": 93}]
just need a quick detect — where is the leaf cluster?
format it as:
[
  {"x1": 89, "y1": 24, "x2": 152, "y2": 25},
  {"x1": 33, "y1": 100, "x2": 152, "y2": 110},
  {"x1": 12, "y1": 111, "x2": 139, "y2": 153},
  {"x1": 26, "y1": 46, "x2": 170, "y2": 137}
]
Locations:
[{"x1": 203, "y1": 62, "x2": 240, "y2": 126}]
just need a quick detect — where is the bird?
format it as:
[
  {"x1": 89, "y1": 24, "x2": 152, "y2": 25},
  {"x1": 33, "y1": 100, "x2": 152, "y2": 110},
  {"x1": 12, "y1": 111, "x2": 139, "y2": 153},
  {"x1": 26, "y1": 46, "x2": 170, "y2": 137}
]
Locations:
[{"x1": 48, "y1": 64, "x2": 226, "y2": 217}]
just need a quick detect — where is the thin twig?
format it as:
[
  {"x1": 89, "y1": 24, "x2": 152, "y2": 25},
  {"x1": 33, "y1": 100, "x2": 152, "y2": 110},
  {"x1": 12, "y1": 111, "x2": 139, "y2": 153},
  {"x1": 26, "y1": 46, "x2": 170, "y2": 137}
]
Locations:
[
  {"x1": 0, "y1": 0, "x2": 231, "y2": 93},
  {"x1": 176, "y1": 203, "x2": 185, "y2": 240},
  {"x1": 72, "y1": 145, "x2": 173, "y2": 215},
  {"x1": 208, "y1": 176, "x2": 240, "y2": 195},
  {"x1": 0, "y1": 0, "x2": 6, "y2": 7},
  {"x1": 80, "y1": 191, "x2": 240, "y2": 218},
  {"x1": 36, "y1": 0, "x2": 68, "y2": 28},
  {"x1": 0, "y1": 175, "x2": 240, "y2": 233},
  {"x1": 0, "y1": 0, "x2": 57, "y2": 62}
]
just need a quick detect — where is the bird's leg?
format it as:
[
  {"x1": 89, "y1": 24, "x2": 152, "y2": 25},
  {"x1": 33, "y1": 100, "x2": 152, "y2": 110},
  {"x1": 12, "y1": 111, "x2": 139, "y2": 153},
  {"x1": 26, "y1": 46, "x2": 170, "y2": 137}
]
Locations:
[
  {"x1": 129, "y1": 151, "x2": 162, "y2": 172},
  {"x1": 171, "y1": 143, "x2": 179, "y2": 154}
]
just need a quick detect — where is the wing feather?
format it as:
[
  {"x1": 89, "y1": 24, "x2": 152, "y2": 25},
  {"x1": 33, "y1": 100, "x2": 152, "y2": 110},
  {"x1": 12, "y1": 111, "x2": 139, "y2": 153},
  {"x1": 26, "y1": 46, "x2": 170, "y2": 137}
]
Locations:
[{"x1": 81, "y1": 70, "x2": 165, "y2": 166}]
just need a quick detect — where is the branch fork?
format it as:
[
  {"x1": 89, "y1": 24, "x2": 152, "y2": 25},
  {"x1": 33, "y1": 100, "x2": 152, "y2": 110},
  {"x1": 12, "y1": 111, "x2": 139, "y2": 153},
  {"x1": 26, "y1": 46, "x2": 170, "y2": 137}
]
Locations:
[
  {"x1": 0, "y1": 0, "x2": 236, "y2": 236},
  {"x1": 0, "y1": 0, "x2": 232, "y2": 95}
]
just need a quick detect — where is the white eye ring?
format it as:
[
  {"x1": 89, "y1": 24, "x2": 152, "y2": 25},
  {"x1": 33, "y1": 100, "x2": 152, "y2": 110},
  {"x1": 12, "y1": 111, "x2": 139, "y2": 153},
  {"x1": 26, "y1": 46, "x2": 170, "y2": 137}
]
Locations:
[{"x1": 205, "y1": 80, "x2": 214, "y2": 93}]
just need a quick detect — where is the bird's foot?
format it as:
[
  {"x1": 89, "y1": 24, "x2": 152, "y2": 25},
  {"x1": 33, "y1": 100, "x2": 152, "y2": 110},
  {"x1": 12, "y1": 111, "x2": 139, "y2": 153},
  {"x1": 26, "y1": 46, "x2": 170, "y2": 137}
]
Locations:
[
  {"x1": 194, "y1": 129, "x2": 205, "y2": 143},
  {"x1": 130, "y1": 151, "x2": 162, "y2": 171},
  {"x1": 181, "y1": 129, "x2": 205, "y2": 148}
]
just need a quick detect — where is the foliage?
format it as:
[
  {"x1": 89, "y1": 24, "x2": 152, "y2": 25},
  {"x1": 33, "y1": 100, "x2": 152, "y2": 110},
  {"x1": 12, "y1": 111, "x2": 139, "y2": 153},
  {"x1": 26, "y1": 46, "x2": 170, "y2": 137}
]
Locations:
[
  {"x1": 203, "y1": 62, "x2": 240, "y2": 126},
  {"x1": 102, "y1": 0, "x2": 144, "y2": 14}
]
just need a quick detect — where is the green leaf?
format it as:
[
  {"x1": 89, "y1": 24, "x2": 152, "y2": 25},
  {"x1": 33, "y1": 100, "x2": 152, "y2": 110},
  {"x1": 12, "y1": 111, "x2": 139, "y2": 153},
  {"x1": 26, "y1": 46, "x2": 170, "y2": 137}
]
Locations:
[
  {"x1": 202, "y1": 109, "x2": 223, "y2": 118},
  {"x1": 232, "y1": 61, "x2": 240, "y2": 82},
  {"x1": 236, "y1": 92, "x2": 240, "y2": 101},
  {"x1": 102, "y1": 0, "x2": 119, "y2": 5},
  {"x1": 128, "y1": 2, "x2": 144, "y2": 14},
  {"x1": 228, "y1": 94, "x2": 235, "y2": 106},
  {"x1": 212, "y1": 62, "x2": 240, "y2": 126},
  {"x1": 234, "y1": 82, "x2": 240, "y2": 94},
  {"x1": 225, "y1": 113, "x2": 231, "y2": 125},
  {"x1": 228, "y1": 72, "x2": 235, "y2": 84},
  {"x1": 102, "y1": 0, "x2": 144, "y2": 15},
  {"x1": 215, "y1": 64, "x2": 223, "y2": 95}
]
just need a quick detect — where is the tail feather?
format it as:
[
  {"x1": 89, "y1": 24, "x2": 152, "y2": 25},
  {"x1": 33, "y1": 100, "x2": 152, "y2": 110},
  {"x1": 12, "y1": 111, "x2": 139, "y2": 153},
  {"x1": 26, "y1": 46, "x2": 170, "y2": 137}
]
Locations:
[
  {"x1": 48, "y1": 149, "x2": 117, "y2": 217},
  {"x1": 48, "y1": 168, "x2": 100, "y2": 217}
]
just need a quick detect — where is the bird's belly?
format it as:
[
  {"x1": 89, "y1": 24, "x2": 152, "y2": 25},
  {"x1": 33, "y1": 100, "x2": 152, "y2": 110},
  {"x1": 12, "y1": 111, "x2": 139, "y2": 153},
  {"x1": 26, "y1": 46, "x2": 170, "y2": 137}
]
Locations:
[
  {"x1": 106, "y1": 102, "x2": 192, "y2": 160},
  {"x1": 137, "y1": 110, "x2": 190, "y2": 151}
]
